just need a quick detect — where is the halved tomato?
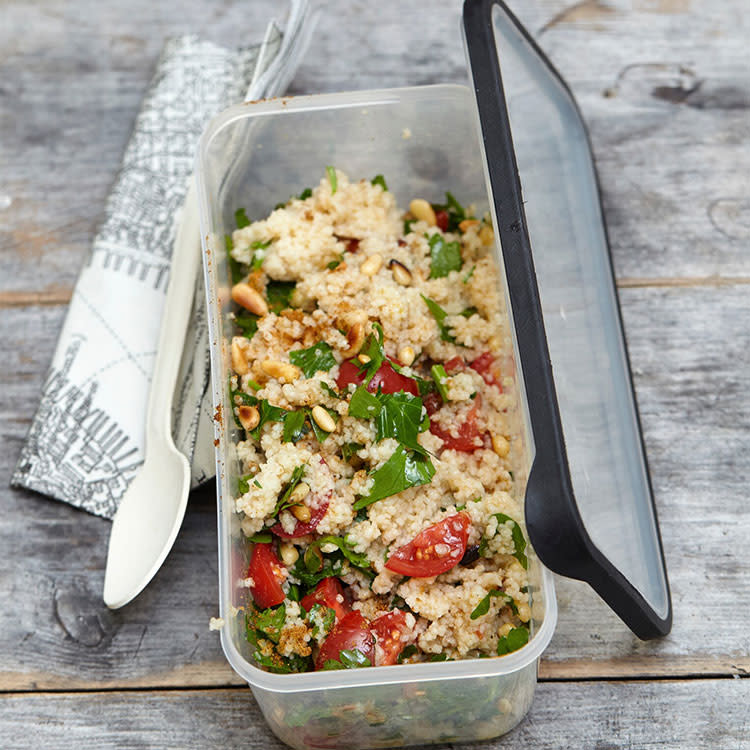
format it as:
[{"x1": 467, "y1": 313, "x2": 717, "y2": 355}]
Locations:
[
  {"x1": 443, "y1": 356, "x2": 466, "y2": 374},
  {"x1": 385, "y1": 513, "x2": 471, "y2": 578},
  {"x1": 429, "y1": 398, "x2": 484, "y2": 452},
  {"x1": 247, "y1": 543, "x2": 286, "y2": 609},
  {"x1": 315, "y1": 611, "x2": 375, "y2": 670},
  {"x1": 371, "y1": 610, "x2": 412, "y2": 666},
  {"x1": 470, "y1": 351, "x2": 503, "y2": 391},
  {"x1": 270, "y1": 499, "x2": 329, "y2": 538},
  {"x1": 434, "y1": 210, "x2": 449, "y2": 232},
  {"x1": 336, "y1": 358, "x2": 419, "y2": 397},
  {"x1": 301, "y1": 578, "x2": 350, "y2": 623}
]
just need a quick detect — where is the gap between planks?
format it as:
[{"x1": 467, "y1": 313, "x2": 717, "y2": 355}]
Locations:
[{"x1": 3, "y1": 276, "x2": 750, "y2": 309}]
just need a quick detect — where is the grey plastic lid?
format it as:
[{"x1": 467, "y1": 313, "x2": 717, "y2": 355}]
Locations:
[{"x1": 463, "y1": 0, "x2": 671, "y2": 638}]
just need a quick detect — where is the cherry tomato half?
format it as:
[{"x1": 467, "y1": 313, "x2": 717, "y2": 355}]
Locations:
[
  {"x1": 247, "y1": 543, "x2": 286, "y2": 609},
  {"x1": 470, "y1": 351, "x2": 503, "y2": 391},
  {"x1": 336, "y1": 358, "x2": 419, "y2": 397},
  {"x1": 372, "y1": 610, "x2": 412, "y2": 666},
  {"x1": 385, "y1": 513, "x2": 471, "y2": 578},
  {"x1": 435, "y1": 210, "x2": 449, "y2": 232},
  {"x1": 271, "y1": 499, "x2": 330, "y2": 539},
  {"x1": 315, "y1": 611, "x2": 375, "y2": 670},
  {"x1": 429, "y1": 398, "x2": 484, "y2": 452},
  {"x1": 301, "y1": 577, "x2": 350, "y2": 623}
]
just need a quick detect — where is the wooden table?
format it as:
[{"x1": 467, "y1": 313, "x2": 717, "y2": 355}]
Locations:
[{"x1": 2, "y1": 1, "x2": 748, "y2": 747}]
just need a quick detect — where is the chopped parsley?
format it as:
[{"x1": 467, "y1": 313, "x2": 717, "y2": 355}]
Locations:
[
  {"x1": 282, "y1": 409, "x2": 307, "y2": 443},
  {"x1": 371, "y1": 174, "x2": 388, "y2": 191},
  {"x1": 421, "y1": 295, "x2": 456, "y2": 343},
  {"x1": 289, "y1": 342, "x2": 337, "y2": 378},
  {"x1": 356, "y1": 323, "x2": 386, "y2": 384},
  {"x1": 306, "y1": 603, "x2": 336, "y2": 638},
  {"x1": 321, "y1": 648, "x2": 372, "y2": 670},
  {"x1": 273, "y1": 465, "x2": 306, "y2": 515},
  {"x1": 427, "y1": 233, "x2": 462, "y2": 279},
  {"x1": 234, "y1": 207, "x2": 250, "y2": 228},
  {"x1": 247, "y1": 531, "x2": 272, "y2": 543},
  {"x1": 347, "y1": 386, "x2": 382, "y2": 420},
  {"x1": 234, "y1": 311, "x2": 259, "y2": 338},
  {"x1": 462, "y1": 264, "x2": 476, "y2": 284},
  {"x1": 266, "y1": 281, "x2": 296, "y2": 314},
  {"x1": 497, "y1": 626, "x2": 529, "y2": 655},
  {"x1": 431, "y1": 191, "x2": 474, "y2": 233},
  {"x1": 326, "y1": 165, "x2": 338, "y2": 195},
  {"x1": 479, "y1": 513, "x2": 528, "y2": 569},
  {"x1": 430, "y1": 364, "x2": 450, "y2": 402},
  {"x1": 248, "y1": 399, "x2": 285, "y2": 440},
  {"x1": 397, "y1": 644, "x2": 418, "y2": 663},
  {"x1": 470, "y1": 589, "x2": 517, "y2": 620}
]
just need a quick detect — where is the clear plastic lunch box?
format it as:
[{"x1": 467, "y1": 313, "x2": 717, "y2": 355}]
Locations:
[{"x1": 196, "y1": 1, "x2": 672, "y2": 747}]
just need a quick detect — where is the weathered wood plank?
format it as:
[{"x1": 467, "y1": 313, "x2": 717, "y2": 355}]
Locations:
[
  {"x1": 1, "y1": 680, "x2": 749, "y2": 749},
  {"x1": 2, "y1": 280, "x2": 749, "y2": 689}
]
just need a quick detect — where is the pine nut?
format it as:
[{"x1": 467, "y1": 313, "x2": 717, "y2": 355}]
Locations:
[
  {"x1": 357, "y1": 354, "x2": 371, "y2": 364},
  {"x1": 238, "y1": 405, "x2": 260, "y2": 431},
  {"x1": 279, "y1": 542, "x2": 299, "y2": 566},
  {"x1": 289, "y1": 482, "x2": 310, "y2": 505},
  {"x1": 311, "y1": 405, "x2": 336, "y2": 433},
  {"x1": 231, "y1": 338, "x2": 249, "y2": 375},
  {"x1": 459, "y1": 219, "x2": 479, "y2": 232},
  {"x1": 231, "y1": 282, "x2": 269, "y2": 316},
  {"x1": 498, "y1": 622, "x2": 514, "y2": 638},
  {"x1": 388, "y1": 259, "x2": 412, "y2": 286},
  {"x1": 479, "y1": 225, "x2": 495, "y2": 246},
  {"x1": 360, "y1": 253, "x2": 383, "y2": 276},
  {"x1": 409, "y1": 199, "x2": 436, "y2": 226},
  {"x1": 492, "y1": 434, "x2": 510, "y2": 458},
  {"x1": 517, "y1": 603, "x2": 531, "y2": 623},
  {"x1": 291, "y1": 503, "x2": 312, "y2": 523},
  {"x1": 398, "y1": 345, "x2": 415, "y2": 367},
  {"x1": 342, "y1": 322, "x2": 365, "y2": 357},
  {"x1": 261, "y1": 360, "x2": 301, "y2": 383}
]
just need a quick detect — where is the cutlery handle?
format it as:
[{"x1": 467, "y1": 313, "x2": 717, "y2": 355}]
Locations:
[{"x1": 146, "y1": 181, "x2": 202, "y2": 450}]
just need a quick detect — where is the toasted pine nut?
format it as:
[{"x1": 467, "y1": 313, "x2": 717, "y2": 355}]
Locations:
[
  {"x1": 479, "y1": 225, "x2": 495, "y2": 246},
  {"x1": 238, "y1": 405, "x2": 260, "y2": 431},
  {"x1": 289, "y1": 482, "x2": 310, "y2": 506},
  {"x1": 357, "y1": 354, "x2": 371, "y2": 364},
  {"x1": 261, "y1": 360, "x2": 301, "y2": 383},
  {"x1": 388, "y1": 259, "x2": 412, "y2": 286},
  {"x1": 492, "y1": 434, "x2": 510, "y2": 458},
  {"x1": 342, "y1": 322, "x2": 365, "y2": 358},
  {"x1": 231, "y1": 338, "x2": 249, "y2": 375},
  {"x1": 409, "y1": 199, "x2": 436, "y2": 226},
  {"x1": 360, "y1": 253, "x2": 383, "y2": 276},
  {"x1": 291, "y1": 503, "x2": 312, "y2": 523},
  {"x1": 231, "y1": 282, "x2": 269, "y2": 316},
  {"x1": 459, "y1": 219, "x2": 479, "y2": 232},
  {"x1": 517, "y1": 603, "x2": 531, "y2": 623},
  {"x1": 279, "y1": 542, "x2": 299, "y2": 566},
  {"x1": 398, "y1": 345, "x2": 416, "y2": 367},
  {"x1": 498, "y1": 622, "x2": 514, "y2": 638},
  {"x1": 311, "y1": 405, "x2": 336, "y2": 433}
]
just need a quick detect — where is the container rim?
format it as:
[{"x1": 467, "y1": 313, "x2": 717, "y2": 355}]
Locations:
[{"x1": 196, "y1": 84, "x2": 558, "y2": 695}]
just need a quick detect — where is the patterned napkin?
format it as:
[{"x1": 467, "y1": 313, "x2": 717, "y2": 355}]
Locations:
[{"x1": 12, "y1": 3, "x2": 313, "y2": 518}]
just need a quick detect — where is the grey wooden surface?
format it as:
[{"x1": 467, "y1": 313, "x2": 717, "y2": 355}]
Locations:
[{"x1": 2, "y1": 0, "x2": 748, "y2": 747}]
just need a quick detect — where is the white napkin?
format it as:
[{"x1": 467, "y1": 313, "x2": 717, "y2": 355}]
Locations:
[{"x1": 12, "y1": 2, "x2": 315, "y2": 518}]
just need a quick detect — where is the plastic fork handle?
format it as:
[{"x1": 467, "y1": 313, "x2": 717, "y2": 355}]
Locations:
[{"x1": 145, "y1": 180, "x2": 201, "y2": 451}]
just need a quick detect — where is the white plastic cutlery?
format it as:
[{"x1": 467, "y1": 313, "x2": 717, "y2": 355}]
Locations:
[{"x1": 102, "y1": 183, "x2": 200, "y2": 609}]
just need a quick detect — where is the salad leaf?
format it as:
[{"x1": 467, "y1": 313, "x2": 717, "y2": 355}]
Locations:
[
  {"x1": 298, "y1": 187, "x2": 313, "y2": 201},
  {"x1": 462, "y1": 264, "x2": 476, "y2": 284},
  {"x1": 430, "y1": 364, "x2": 450, "y2": 402},
  {"x1": 353, "y1": 445, "x2": 435, "y2": 510},
  {"x1": 429, "y1": 653, "x2": 449, "y2": 662},
  {"x1": 290, "y1": 555, "x2": 346, "y2": 589},
  {"x1": 496, "y1": 626, "x2": 529, "y2": 655},
  {"x1": 421, "y1": 295, "x2": 456, "y2": 343},
  {"x1": 248, "y1": 399, "x2": 286, "y2": 440},
  {"x1": 326, "y1": 165, "x2": 338, "y2": 195},
  {"x1": 234, "y1": 207, "x2": 250, "y2": 228},
  {"x1": 470, "y1": 589, "x2": 517, "y2": 620},
  {"x1": 234, "y1": 311, "x2": 259, "y2": 338},
  {"x1": 289, "y1": 342, "x2": 337, "y2": 378},
  {"x1": 403, "y1": 219, "x2": 415, "y2": 235},
  {"x1": 247, "y1": 531, "x2": 272, "y2": 544},
  {"x1": 348, "y1": 385, "x2": 381, "y2": 419},
  {"x1": 432, "y1": 191, "x2": 473, "y2": 233},
  {"x1": 371, "y1": 174, "x2": 388, "y2": 191},
  {"x1": 312, "y1": 535, "x2": 371, "y2": 571},
  {"x1": 357, "y1": 323, "x2": 386, "y2": 384},
  {"x1": 251, "y1": 646, "x2": 311, "y2": 674},
  {"x1": 306, "y1": 603, "x2": 336, "y2": 638},
  {"x1": 282, "y1": 409, "x2": 307, "y2": 443},
  {"x1": 249, "y1": 238, "x2": 271, "y2": 271},
  {"x1": 322, "y1": 648, "x2": 372, "y2": 670},
  {"x1": 273, "y1": 465, "x2": 306, "y2": 515},
  {"x1": 427, "y1": 233, "x2": 462, "y2": 279},
  {"x1": 375, "y1": 392, "x2": 425, "y2": 453},
  {"x1": 491, "y1": 513, "x2": 528, "y2": 569},
  {"x1": 225, "y1": 233, "x2": 243, "y2": 284},
  {"x1": 266, "y1": 281, "x2": 296, "y2": 314},
  {"x1": 248, "y1": 603, "x2": 286, "y2": 644},
  {"x1": 397, "y1": 644, "x2": 418, "y2": 663}
]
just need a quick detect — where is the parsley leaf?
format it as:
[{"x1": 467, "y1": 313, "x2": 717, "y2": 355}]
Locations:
[
  {"x1": 404, "y1": 219, "x2": 415, "y2": 235},
  {"x1": 470, "y1": 589, "x2": 517, "y2": 620},
  {"x1": 353, "y1": 445, "x2": 435, "y2": 510},
  {"x1": 421, "y1": 295, "x2": 456, "y2": 343},
  {"x1": 430, "y1": 364, "x2": 450, "y2": 402},
  {"x1": 462, "y1": 264, "x2": 476, "y2": 284},
  {"x1": 225, "y1": 233, "x2": 243, "y2": 284},
  {"x1": 397, "y1": 644, "x2": 418, "y2": 663},
  {"x1": 375, "y1": 392, "x2": 426, "y2": 453},
  {"x1": 273, "y1": 465, "x2": 306, "y2": 515},
  {"x1": 322, "y1": 648, "x2": 372, "y2": 670},
  {"x1": 348, "y1": 385, "x2": 381, "y2": 419},
  {"x1": 320, "y1": 382, "x2": 341, "y2": 399},
  {"x1": 490, "y1": 513, "x2": 528, "y2": 569},
  {"x1": 306, "y1": 603, "x2": 336, "y2": 638},
  {"x1": 326, "y1": 166, "x2": 338, "y2": 195},
  {"x1": 298, "y1": 187, "x2": 312, "y2": 201},
  {"x1": 429, "y1": 653, "x2": 449, "y2": 662},
  {"x1": 432, "y1": 191, "x2": 473, "y2": 232},
  {"x1": 371, "y1": 174, "x2": 388, "y2": 191},
  {"x1": 427, "y1": 233, "x2": 462, "y2": 279},
  {"x1": 282, "y1": 409, "x2": 307, "y2": 443},
  {"x1": 249, "y1": 603, "x2": 286, "y2": 644},
  {"x1": 249, "y1": 238, "x2": 271, "y2": 271},
  {"x1": 290, "y1": 555, "x2": 345, "y2": 589},
  {"x1": 357, "y1": 323, "x2": 386, "y2": 384},
  {"x1": 310, "y1": 535, "x2": 371, "y2": 572},
  {"x1": 248, "y1": 399, "x2": 286, "y2": 440},
  {"x1": 247, "y1": 531, "x2": 272, "y2": 543},
  {"x1": 289, "y1": 342, "x2": 337, "y2": 378},
  {"x1": 497, "y1": 626, "x2": 529, "y2": 655},
  {"x1": 266, "y1": 281, "x2": 296, "y2": 314},
  {"x1": 235, "y1": 207, "x2": 250, "y2": 228},
  {"x1": 234, "y1": 311, "x2": 259, "y2": 338}
]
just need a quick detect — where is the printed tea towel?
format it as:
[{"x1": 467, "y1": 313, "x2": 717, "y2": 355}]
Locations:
[{"x1": 12, "y1": 1, "x2": 315, "y2": 518}]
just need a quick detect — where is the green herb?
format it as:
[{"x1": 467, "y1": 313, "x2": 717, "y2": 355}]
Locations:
[
  {"x1": 289, "y1": 342, "x2": 337, "y2": 378},
  {"x1": 253, "y1": 479, "x2": 262, "y2": 489},
  {"x1": 397, "y1": 644, "x2": 418, "y2": 663},
  {"x1": 430, "y1": 364, "x2": 450, "y2": 402},
  {"x1": 326, "y1": 166, "x2": 338, "y2": 195},
  {"x1": 248, "y1": 399, "x2": 286, "y2": 440},
  {"x1": 461, "y1": 306, "x2": 478, "y2": 318},
  {"x1": 470, "y1": 589, "x2": 517, "y2": 620},
  {"x1": 273, "y1": 465, "x2": 306, "y2": 515},
  {"x1": 313, "y1": 535, "x2": 371, "y2": 570},
  {"x1": 237, "y1": 474, "x2": 251, "y2": 495},
  {"x1": 287, "y1": 583, "x2": 301, "y2": 602},
  {"x1": 251, "y1": 645, "x2": 311, "y2": 674},
  {"x1": 354, "y1": 507, "x2": 369, "y2": 523},
  {"x1": 322, "y1": 648, "x2": 372, "y2": 670},
  {"x1": 455, "y1": 503, "x2": 466, "y2": 511},
  {"x1": 427, "y1": 233, "x2": 462, "y2": 279},
  {"x1": 307, "y1": 603, "x2": 336, "y2": 638},
  {"x1": 298, "y1": 187, "x2": 313, "y2": 201},
  {"x1": 235, "y1": 207, "x2": 250, "y2": 228},
  {"x1": 225, "y1": 233, "x2": 243, "y2": 284},
  {"x1": 371, "y1": 174, "x2": 388, "y2": 191},
  {"x1": 462, "y1": 264, "x2": 476, "y2": 284},
  {"x1": 403, "y1": 219, "x2": 415, "y2": 235},
  {"x1": 357, "y1": 323, "x2": 386, "y2": 384},
  {"x1": 290, "y1": 554, "x2": 346, "y2": 589},
  {"x1": 248, "y1": 380, "x2": 261, "y2": 391},
  {"x1": 348, "y1": 385, "x2": 382, "y2": 419},
  {"x1": 266, "y1": 281, "x2": 296, "y2": 314},
  {"x1": 432, "y1": 191, "x2": 473, "y2": 233},
  {"x1": 234, "y1": 311, "x2": 259, "y2": 338},
  {"x1": 327, "y1": 255, "x2": 344, "y2": 270},
  {"x1": 375, "y1": 392, "x2": 426, "y2": 453},
  {"x1": 247, "y1": 531, "x2": 272, "y2": 544},
  {"x1": 320, "y1": 382, "x2": 341, "y2": 399},
  {"x1": 491, "y1": 513, "x2": 528, "y2": 569},
  {"x1": 429, "y1": 653, "x2": 449, "y2": 662},
  {"x1": 282, "y1": 409, "x2": 307, "y2": 443},
  {"x1": 303, "y1": 544, "x2": 324, "y2": 574},
  {"x1": 496, "y1": 626, "x2": 529, "y2": 655},
  {"x1": 421, "y1": 295, "x2": 456, "y2": 343},
  {"x1": 250, "y1": 604, "x2": 286, "y2": 643},
  {"x1": 354, "y1": 445, "x2": 435, "y2": 510},
  {"x1": 249, "y1": 238, "x2": 271, "y2": 271}
]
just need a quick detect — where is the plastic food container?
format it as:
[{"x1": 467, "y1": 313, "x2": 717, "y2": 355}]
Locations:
[{"x1": 196, "y1": 2, "x2": 671, "y2": 748}]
